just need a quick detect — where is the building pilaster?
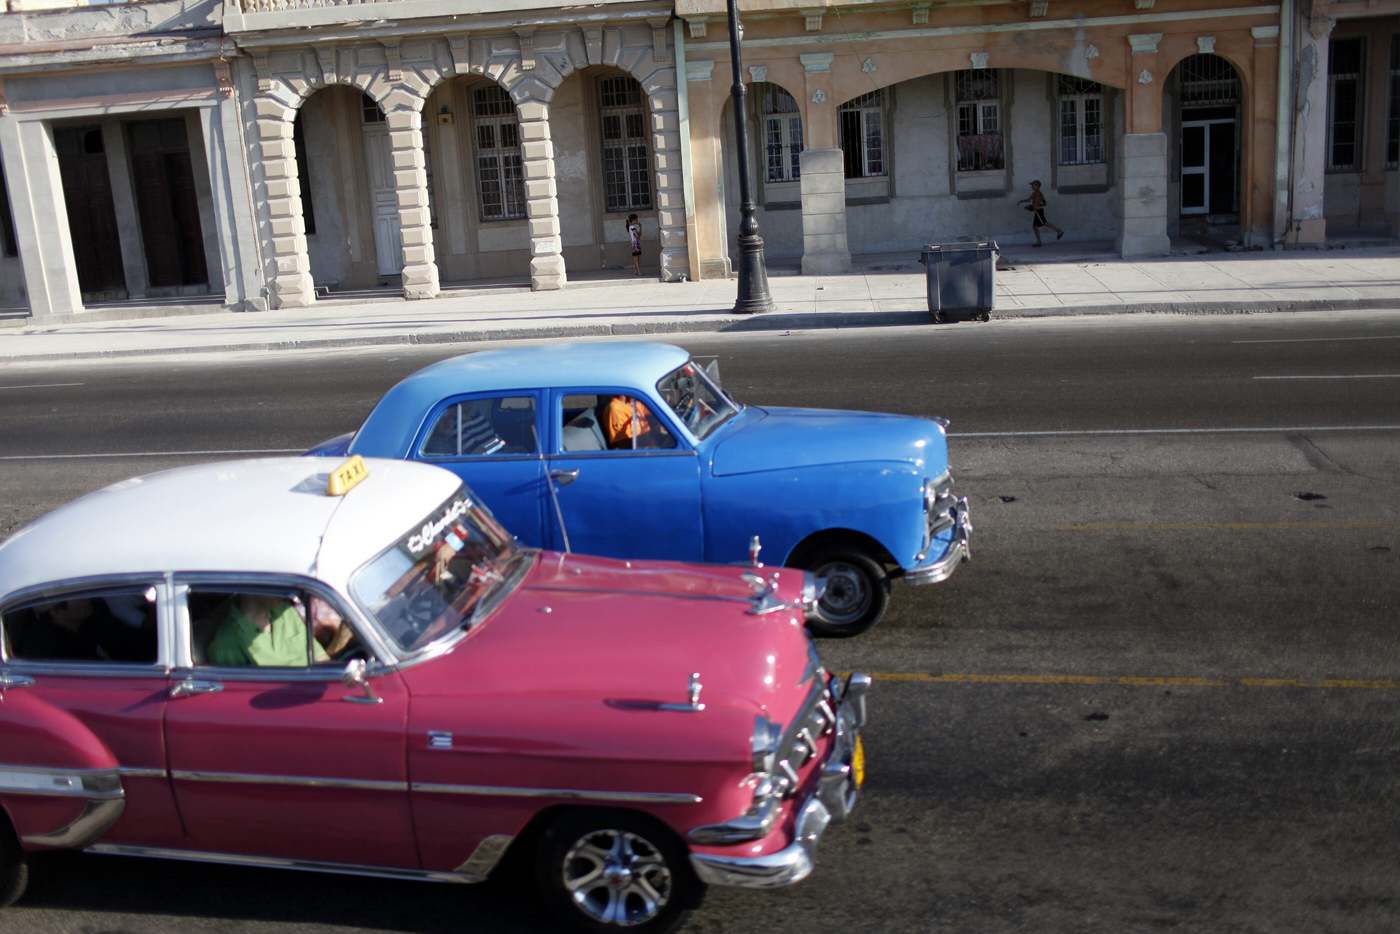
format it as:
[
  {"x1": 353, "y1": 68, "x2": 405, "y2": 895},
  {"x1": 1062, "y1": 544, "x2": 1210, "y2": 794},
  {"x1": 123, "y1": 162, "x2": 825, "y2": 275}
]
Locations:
[
  {"x1": 518, "y1": 99, "x2": 565, "y2": 291},
  {"x1": 798, "y1": 53, "x2": 851, "y2": 274},
  {"x1": 0, "y1": 119, "x2": 83, "y2": 319},
  {"x1": 1117, "y1": 35, "x2": 1170, "y2": 258},
  {"x1": 383, "y1": 105, "x2": 439, "y2": 300},
  {"x1": 1291, "y1": 15, "x2": 1331, "y2": 244}
]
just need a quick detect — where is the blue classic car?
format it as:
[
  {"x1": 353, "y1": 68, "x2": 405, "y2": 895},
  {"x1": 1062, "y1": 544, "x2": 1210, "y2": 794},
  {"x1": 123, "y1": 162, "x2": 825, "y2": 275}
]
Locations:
[{"x1": 309, "y1": 343, "x2": 970, "y2": 635}]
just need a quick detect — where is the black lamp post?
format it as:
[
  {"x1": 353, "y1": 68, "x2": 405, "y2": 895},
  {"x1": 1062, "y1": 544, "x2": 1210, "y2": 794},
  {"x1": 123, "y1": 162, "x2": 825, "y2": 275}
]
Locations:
[{"x1": 725, "y1": 0, "x2": 775, "y2": 314}]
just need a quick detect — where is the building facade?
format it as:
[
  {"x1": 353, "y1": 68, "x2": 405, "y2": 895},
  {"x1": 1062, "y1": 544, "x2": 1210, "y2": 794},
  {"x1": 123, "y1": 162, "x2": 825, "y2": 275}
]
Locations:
[{"x1": 0, "y1": 0, "x2": 1394, "y2": 321}]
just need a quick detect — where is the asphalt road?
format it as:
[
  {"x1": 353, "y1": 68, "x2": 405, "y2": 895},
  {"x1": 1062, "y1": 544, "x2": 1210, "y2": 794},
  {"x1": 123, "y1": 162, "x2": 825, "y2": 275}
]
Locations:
[{"x1": 1, "y1": 310, "x2": 1398, "y2": 934}]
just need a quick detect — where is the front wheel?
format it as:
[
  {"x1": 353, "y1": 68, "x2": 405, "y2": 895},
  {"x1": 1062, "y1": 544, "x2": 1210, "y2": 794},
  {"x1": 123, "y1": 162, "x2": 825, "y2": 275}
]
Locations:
[
  {"x1": 536, "y1": 809, "x2": 704, "y2": 934},
  {"x1": 798, "y1": 545, "x2": 891, "y2": 638},
  {"x1": 0, "y1": 816, "x2": 29, "y2": 908}
]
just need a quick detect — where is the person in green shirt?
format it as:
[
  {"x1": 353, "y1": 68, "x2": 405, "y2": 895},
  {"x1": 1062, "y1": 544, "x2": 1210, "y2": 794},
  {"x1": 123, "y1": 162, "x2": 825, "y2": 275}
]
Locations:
[{"x1": 207, "y1": 594, "x2": 326, "y2": 667}]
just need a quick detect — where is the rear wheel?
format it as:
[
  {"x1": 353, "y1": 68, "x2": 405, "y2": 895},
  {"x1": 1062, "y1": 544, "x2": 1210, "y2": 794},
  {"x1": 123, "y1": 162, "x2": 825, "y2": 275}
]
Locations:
[
  {"x1": 535, "y1": 809, "x2": 704, "y2": 934},
  {"x1": 799, "y1": 544, "x2": 891, "y2": 638},
  {"x1": 0, "y1": 815, "x2": 29, "y2": 908}
]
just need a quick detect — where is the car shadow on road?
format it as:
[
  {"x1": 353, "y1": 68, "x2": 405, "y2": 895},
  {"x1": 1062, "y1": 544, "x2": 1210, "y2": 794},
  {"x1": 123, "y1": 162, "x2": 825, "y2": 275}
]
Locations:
[{"x1": 12, "y1": 850, "x2": 559, "y2": 933}]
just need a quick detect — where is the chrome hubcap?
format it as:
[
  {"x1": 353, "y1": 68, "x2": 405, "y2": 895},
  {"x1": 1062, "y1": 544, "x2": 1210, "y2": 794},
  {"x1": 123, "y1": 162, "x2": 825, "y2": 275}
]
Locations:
[
  {"x1": 815, "y1": 561, "x2": 871, "y2": 624},
  {"x1": 562, "y1": 829, "x2": 672, "y2": 927}
]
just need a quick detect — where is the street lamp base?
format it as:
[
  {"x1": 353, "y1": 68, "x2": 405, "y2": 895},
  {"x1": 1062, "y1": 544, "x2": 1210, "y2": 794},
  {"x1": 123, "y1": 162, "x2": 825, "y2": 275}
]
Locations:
[{"x1": 733, "y1": 235, "x2": 776, "y2": 315}]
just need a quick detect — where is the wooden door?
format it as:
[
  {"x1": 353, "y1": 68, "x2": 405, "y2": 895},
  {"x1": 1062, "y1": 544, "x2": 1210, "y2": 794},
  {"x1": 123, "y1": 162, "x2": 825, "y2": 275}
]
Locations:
[
  {"x1": 128, "y1": 119, "x2": 208, "y2": 288},
  {"x1": 361, "y1": 124, "x2": 403, "y2": 277},
  {"x1": 53, "y1": 126, "x2": 127, "y2": 295}
]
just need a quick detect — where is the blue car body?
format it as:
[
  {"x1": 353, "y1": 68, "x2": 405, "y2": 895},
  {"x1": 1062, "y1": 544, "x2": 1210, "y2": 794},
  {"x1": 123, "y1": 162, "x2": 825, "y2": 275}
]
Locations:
[{"x1": 311, "y1": 342, "x2": 970, "y2": 607}]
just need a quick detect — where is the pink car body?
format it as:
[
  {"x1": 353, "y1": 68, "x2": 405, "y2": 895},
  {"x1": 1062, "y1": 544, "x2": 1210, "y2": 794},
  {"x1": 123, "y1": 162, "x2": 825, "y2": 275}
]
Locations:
[{"x1": 0, "y1": 457, "x2": 868, "y2": 930}]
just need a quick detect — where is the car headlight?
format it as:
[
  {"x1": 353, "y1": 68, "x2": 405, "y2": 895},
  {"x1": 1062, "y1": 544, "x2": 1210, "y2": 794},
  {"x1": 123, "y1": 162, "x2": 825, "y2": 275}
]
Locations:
[
  {"x1": 801, "y1": 571, "x2": 827, "y2": 608},
  {"x1": 751, "y1": 715, "x2": 783, "y2": 773}
]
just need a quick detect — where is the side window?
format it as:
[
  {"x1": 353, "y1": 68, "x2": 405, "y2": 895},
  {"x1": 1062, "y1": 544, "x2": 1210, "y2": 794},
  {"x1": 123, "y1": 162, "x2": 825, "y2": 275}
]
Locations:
[
  {"x1": 188, "y1": 587, "x2": 364, "y2": 669},
  {"x1": 420, "y1": 396, "x2": 537, "y2": 458},
  {"x1": 3, "y1": 586, "x2": 159, "y2": 664},
  {"x1": 560, "y1": 393, "x2": 677, "y2": 452}
]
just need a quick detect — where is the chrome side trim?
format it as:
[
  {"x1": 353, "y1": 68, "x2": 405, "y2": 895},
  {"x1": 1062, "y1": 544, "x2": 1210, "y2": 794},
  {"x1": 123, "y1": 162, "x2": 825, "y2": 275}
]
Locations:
[
  {"x1": 170, "y1": 771, "x2": 406, "y2": 792},
  {"x1": 0, "y1": 672, "x2": 34, "y2": 689},
  {"x1": 411, "y1": 783, "x2": 701, "y2": 805},
  {"x1": 116, "y1": 767, "x2": 167, "y2": 779},
  {"x1": 454, "y1": 834, "x2": 514, "y2": 877},
  {"x1": 0, "y1": 765, "x2": 124, "y2": 799},
  {"x1": 84, "y1": 843, "x2": 488, "y2": 884},
  {"x1": 23, "y1": 797, "x2": 127, "y2": 848}
]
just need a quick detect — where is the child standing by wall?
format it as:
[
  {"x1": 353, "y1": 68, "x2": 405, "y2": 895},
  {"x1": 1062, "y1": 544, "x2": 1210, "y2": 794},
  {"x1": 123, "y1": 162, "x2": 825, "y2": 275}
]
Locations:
[{"x1": 627, "y1": 214, "x2": 642, "y2": 275}]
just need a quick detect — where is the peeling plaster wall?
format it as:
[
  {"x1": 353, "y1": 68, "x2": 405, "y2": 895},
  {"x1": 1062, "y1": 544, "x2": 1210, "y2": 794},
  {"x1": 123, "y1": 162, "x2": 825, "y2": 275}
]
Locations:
[
  {"x1": 843, "y1": 70, "x2": 1119, "y2": 254},
  {"x1": 0, "y1": 0, "x2": 220, "y2": 44}
]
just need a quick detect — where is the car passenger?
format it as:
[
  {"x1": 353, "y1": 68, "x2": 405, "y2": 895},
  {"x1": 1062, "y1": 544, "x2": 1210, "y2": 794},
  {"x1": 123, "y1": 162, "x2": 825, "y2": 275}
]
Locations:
[
  {"x1": 207, "y1": 594, "x2": 334, "y2": 667},
  {"x1": 13, "y1": 598, "x2": 149, "y2": 662}
]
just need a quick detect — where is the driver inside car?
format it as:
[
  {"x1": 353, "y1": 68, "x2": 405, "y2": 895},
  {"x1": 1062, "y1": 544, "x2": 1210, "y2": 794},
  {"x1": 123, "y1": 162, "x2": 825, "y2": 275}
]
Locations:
[
  {"x1": 207, "y1": 593, "x2": 354, "y2": 667},
  {"x1": 603, "y1": 395, "x2": 668, "y2": 449}
]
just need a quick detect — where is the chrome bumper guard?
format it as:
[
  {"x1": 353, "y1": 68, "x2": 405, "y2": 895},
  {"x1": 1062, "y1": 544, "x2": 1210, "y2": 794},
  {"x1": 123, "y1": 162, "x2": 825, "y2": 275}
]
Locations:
[
  {"x1": 905, "y1": 496, "x2": 972, "y2": 586},
  {"x1": 690, "y1": 673, "x2": 870, "y2": 890}
]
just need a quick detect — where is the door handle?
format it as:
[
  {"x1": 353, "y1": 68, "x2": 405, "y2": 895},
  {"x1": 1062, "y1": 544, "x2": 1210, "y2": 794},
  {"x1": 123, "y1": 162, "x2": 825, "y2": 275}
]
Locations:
[
  {"x1": 549, "y1": 468, "x2": 580, "y2": 486},
  {"x1": 170, "y1": 679, "x2": 224, "y2": 699},
  {"x1": 0, "y1": 672, "x2": 34, "y2": 691}
]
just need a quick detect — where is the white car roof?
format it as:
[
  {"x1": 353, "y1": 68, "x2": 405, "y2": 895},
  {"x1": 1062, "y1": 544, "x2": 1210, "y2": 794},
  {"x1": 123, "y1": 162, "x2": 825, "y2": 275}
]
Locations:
[{"x1": 0, "y1": 458, "x2": 463, "y2": 601}]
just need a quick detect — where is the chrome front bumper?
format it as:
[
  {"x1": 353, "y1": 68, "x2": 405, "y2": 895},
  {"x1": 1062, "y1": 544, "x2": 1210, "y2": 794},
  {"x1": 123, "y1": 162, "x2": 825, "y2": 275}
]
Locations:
[
  {"x1": 905, "y1": 496, "x2": 972, "y2": 586},
  {"x1": 690, "y1": 673, "x2": 869, "y2": 890}
]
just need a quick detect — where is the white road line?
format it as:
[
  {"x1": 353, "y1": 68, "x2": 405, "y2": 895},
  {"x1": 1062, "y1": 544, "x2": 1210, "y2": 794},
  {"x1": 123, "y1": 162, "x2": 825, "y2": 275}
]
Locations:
[
  {"x1": 0, "y1": 449, "x2": 303, "y2": 462},
  {"x1": 1233, "y1": 335, "x2": 1400, "y2": 344},
  {"x1": 1253, "y1": 374, "x2": 1400, "y2": 380},
  {"x1": 0, "y1": 383, "x2": 85, "y2": 390},
  {"x1": 948, "y1": 426, "x2": 1400, "y2": 438}
]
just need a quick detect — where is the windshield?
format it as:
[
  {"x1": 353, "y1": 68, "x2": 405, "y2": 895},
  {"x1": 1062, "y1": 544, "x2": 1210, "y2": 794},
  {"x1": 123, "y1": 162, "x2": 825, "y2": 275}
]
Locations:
[
  {"x1": 655, "y1": 361, "x2": 738, "y2": 440},
  {"x1": 351, "y1": 490, "x2": 526, "y2": 653}
]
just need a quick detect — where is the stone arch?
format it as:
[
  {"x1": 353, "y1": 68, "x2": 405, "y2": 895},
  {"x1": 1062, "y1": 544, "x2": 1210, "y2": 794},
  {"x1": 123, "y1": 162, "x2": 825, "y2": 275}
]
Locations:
[
  {"x1": 249, "y1": 44, "x2": 449, "y2": 307},
  {"x1": 401, "y1": 25, "x2": 686, "y2": 286}
]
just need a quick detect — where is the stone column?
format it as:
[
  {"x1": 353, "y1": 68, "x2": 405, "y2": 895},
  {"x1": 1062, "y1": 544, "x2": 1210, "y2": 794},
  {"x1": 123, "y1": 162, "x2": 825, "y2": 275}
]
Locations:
[
  {"x1": 1291, "y1": 15, "x2": 1331, "y2": 244},
  {"x1": 641, "y1": 65, "x2": 689, "y2": 282},
  {"x1": 253, "y1": 86, "x2": 315, "y2": 308},
  {"x1": 1117, "y1": 35, "x2": 1171, "y2": 258},
  {"x1": 382, "y1": 101, "x2": 439, "y2": 300},
  {"x1": 1248, "y1": 26, "x2": 1281, "y2": 249},
  {"x1": 517, "y1": 98, "x2": 565, "y2": 291},
  {"x1": 684, "y1": 59, "x2": 730, "y2": 279},
  {"x1": 0, "y1": 119, "x2": 83, "y2": 319},
  {"x1": 200, "y1": 94, "x2": 267, "y2": 311},
  {"x1": 798, "y1": 52, "x2": 851, "y2": 274},
  {"x1": 99, "y1": 117, "x2": 148, "y2": 299}
]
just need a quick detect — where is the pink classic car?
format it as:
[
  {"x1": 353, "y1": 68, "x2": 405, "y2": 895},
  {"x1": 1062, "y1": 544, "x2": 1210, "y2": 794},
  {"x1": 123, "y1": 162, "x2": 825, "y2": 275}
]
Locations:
[{"x1": 0, "y1": 457, "x2": 868, "y2": 933}]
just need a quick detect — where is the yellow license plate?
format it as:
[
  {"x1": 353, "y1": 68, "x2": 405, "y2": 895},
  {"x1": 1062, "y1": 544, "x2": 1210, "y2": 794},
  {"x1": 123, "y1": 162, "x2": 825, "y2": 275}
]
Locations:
[{"x1": 852, "y1": 735, "x2": 866, "y2": 788}]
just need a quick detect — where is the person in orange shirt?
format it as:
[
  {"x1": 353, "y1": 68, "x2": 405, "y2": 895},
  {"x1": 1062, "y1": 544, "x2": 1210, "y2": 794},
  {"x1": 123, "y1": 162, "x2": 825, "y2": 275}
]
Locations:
[{"x1": 605, "y1": 395, "x2": 659, "y2": 449}]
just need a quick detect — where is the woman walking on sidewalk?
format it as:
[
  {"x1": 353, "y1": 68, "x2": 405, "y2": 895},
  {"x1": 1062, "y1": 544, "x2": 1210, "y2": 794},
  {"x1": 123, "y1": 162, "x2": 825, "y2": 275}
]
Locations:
[{"x1": 1018, "y1": 180, "x2": 1064, "y2": 247}]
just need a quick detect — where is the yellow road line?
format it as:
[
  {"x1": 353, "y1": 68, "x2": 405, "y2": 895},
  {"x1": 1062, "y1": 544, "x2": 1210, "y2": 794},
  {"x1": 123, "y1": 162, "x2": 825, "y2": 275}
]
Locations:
[
  {"x1": 1051, "y1": 522, "x2": 1400, "y2": 531},
  {"x1": 859, "y1": 672, "x2": 1400, "y2": 690}
]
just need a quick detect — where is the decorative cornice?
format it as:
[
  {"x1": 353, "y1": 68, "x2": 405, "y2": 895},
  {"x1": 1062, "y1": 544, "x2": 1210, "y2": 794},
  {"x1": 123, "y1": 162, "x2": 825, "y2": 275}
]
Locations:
[{"x1": 1128, "y1": 33, "x2": 1162, "y2": 53}]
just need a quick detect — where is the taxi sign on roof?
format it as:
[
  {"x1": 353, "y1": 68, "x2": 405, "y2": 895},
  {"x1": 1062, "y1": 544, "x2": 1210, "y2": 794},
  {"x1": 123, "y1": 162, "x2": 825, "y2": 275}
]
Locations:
[{"x1": 326, "y1": 455, "x2": 369, "y2": 496}]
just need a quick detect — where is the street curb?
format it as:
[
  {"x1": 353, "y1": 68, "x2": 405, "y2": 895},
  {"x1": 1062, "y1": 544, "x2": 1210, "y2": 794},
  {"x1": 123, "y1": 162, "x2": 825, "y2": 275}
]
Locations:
[{"x1": 2, "y1": 297, "x2": 1399, "y2": 364}]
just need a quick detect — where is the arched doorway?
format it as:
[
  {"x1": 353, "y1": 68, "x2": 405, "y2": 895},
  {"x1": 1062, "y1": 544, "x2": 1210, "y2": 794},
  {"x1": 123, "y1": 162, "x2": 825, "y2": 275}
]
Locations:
[{"x1": 1173, "y1": 54, "x2": 1242, "y2": 223}]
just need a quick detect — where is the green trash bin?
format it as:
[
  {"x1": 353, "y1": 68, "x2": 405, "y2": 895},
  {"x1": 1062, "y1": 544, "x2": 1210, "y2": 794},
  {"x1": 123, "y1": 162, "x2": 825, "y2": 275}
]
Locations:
[{"x1": 919, "y1": 241, "x2": 997, "y2": 323}]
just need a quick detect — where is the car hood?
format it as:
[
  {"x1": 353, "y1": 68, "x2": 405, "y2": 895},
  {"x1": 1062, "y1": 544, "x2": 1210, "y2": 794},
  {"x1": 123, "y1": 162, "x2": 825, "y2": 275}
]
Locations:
[
  {"x1": 408, "y1": 552, "x2": 818, "y2": 722},
  {"x1": 710, "y1": 405, "x2": 948, "y2": 477}
]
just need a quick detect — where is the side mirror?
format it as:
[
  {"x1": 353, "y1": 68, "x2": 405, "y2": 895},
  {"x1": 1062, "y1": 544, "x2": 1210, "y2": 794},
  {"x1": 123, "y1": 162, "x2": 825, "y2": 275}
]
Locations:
[{"x1": 341, "y1": 658, "x2": 383, "y2": 705}]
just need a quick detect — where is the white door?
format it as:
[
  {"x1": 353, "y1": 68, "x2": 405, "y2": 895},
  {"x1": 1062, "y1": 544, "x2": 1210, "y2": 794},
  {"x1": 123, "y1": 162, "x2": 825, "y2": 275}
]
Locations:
[{"x1": 361, "y1": 123, "x2": 403, "y2": 277}]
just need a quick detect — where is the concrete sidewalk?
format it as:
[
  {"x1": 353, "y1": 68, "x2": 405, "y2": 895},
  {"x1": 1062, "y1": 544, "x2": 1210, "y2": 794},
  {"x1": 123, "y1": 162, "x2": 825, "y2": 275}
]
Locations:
[{"x1": 1, "y1": 247, "x2": 1398, "y2": 364}]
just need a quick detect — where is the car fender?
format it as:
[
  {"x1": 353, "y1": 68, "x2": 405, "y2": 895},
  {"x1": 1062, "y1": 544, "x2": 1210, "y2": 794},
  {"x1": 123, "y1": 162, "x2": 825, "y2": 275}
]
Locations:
[
  {"x1": 0, "y1": 688, "x2": 125, "y2": 849},
  {"x1": 701, "y1": 461, "x2": 926, "y2": 567}
]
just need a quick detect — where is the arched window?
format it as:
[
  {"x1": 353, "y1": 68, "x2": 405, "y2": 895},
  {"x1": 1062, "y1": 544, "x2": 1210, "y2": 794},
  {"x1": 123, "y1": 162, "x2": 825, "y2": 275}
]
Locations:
[
  {"x1": 760, "y1": 84, "x2": 803, "y2": 182},
  {"x1": 471, "y1": 85, "x2": 526, "y2": 220},
  {"x1": 598, "y1": 76, "x2": 652, "y2": 212}
]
